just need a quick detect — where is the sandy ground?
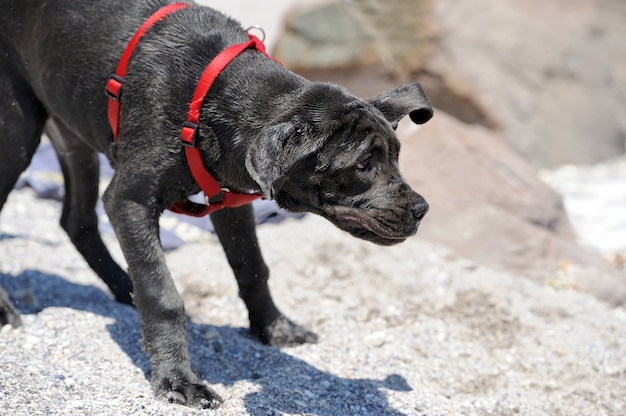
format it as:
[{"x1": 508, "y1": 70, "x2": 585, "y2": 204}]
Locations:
[{"x1": 1, "y1": 184, "x2": 625, "y2": 416}]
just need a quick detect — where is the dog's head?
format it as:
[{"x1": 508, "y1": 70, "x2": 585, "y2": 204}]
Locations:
[{"x1": 246, "y1": 82, "x2": 432, "y2": 246}]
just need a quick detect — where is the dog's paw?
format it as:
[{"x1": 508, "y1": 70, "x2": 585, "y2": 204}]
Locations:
[
  {"x1": 106, "y1": 270, "x2": 135, "y2": 306},
  {"x1": 251, "y1": 315, "x2": 318, "y2": 347},
  {"x1": 0, "y1": 309, "x2": 22, "y2": 328},
  {"x1": 154, "y1": 373, "x2": 222, "y2": 409},
  {"x1": 0, "y1": 290, "x2": 23, "y2": 328}
]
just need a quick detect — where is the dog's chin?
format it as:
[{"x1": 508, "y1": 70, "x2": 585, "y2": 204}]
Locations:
[{"x1": 326, "y1": 208, "x2": 418, "y2": 246}]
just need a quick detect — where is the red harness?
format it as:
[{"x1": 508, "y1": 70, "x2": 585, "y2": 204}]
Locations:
[{"x1": 105, "y1": 3, "x2": 267, "y2": 217}]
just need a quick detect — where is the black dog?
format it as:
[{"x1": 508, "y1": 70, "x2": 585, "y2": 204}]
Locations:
[{"x1": 0, "y1": 0, "x2": 432, "y2": 408}]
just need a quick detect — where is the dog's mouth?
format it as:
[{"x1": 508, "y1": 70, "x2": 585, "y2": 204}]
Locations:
[{"x1": 328, "y1": 206, "x2": 420, "y2": 246}]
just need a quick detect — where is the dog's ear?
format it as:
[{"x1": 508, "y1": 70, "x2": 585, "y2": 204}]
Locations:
[
  {"x1": 368, "y1": 82, "x2": 433, "y2": 129},
  {"x1": 246, "y1": 123, "x2": 293, "y2": 199},
  {"x1": 248, "y1": 121, "x2": 325, "y2": 200},
  {"x1": 247, "y1": 120, "x2": 327, "y2": 200}
]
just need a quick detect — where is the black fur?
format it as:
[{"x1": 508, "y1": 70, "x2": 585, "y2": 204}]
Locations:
[{"x1": 0, "y1": 0, "x2": 432, "y2": 408}]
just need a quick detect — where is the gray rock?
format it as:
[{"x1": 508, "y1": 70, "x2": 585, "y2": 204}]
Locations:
[{"x1": 273, "y1": 0, "x2": 436, "y2": 73}]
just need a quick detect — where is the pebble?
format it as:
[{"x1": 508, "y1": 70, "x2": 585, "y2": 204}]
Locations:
[
  {"x1": 320, "y1": 380, "x2": 332, "y2": 390},
  {"x1": 23, "y1": 335, "x2": 41, "y2": 350},
  {"x1": 202, "y1": 330, "x2": 219, "y2": 340},
  {"x1": 365, "y1": 331, "x2": 386, "y2": 348},
  {"x1": 293, "y1": 399, "x2": 308, "y2": 408}
]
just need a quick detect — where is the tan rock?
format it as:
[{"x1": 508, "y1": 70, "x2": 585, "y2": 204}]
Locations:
[
  {"x1": 398, "y1": 111, "x2": 626, "y2": 304},
  {"x1": 422, "y1": 0, "x2": 626, "y2": 167}
]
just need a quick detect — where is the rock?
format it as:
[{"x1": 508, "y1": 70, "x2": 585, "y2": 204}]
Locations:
[
  {"x1": 424, "y1": 0, "x2": 626, "y2": 167},
  {"x1": 272, "y1": 0, "x2": 437, "y2": 98},
  {"x1": 364, "y1": 331, "x2": 386, "y2": 348},
  {"x1": 273, "y1": 0, "x2": 626, "y2": 167},
  {"x1": 274, "y1": 0, "x2": 436, "y2": 72},
  {"x1": 397, "y1": 112, "x2": 626, "y2": 305}
]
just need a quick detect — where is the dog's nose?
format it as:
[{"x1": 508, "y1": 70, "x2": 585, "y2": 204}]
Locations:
[{"x1": 412, "y1": 200, "x2": 429, "y2": 222}]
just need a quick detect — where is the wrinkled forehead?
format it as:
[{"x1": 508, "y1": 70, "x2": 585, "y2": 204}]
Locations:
[
  {"x1": 318, "y1": 105, "x2": 401, "y2": 168},
  {"x1": 331, "y1": 102, "x2": 399, "y2": 146}
]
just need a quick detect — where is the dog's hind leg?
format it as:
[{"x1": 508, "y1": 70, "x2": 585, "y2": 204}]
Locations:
[
  {"x1": 0, "y1": 286, "x2": 22, "y2": 327},
  {"x1": 210, "y1": 205, "x2": 318, "y2": 346},
  {"x1": 46, "y1": 118, "x2": 133, "y2": 305},
  {"x1": 0, "y1": 65, "x2": 48, "y2": 327},
  {"x1": 0, "y1": 76, "x2": 46, "y2": 210}
]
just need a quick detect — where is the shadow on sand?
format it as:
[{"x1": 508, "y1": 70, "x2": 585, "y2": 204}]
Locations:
[{"x1": 1, "y1": 269, "x2": 413, "y2": 415}]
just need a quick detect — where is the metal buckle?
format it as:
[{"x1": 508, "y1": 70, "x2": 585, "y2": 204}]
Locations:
[{"x1": 244, "y1": 26, "x2": 266, "y2": 42}]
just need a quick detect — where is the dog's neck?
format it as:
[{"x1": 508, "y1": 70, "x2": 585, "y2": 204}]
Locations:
[{"x1": 197, "y1": 57, "x2": 309, "y2": 193}]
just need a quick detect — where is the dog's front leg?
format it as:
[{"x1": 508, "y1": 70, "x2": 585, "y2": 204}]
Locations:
[
  {"x1": 210, "y1": 205, "x2": 318, "y2": 346},
  {"x1": 102, "y1": 172, "x2": 222, "y2": 409}
]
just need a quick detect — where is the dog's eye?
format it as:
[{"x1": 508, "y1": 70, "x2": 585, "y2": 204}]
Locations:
[{"x1": 356, "y1": 157, "x2": 373, "y2": 173}]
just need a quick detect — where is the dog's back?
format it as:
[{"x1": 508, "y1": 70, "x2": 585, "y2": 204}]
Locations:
[{"x1": 0, "y1": 0, "x2": 250, "y2": 150}]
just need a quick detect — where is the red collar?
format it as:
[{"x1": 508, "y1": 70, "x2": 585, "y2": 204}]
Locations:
[{"x1": 105, "y1": 3, "x2": 267, "y2": 217}]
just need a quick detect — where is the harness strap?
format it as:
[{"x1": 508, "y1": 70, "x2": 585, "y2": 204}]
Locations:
[
  {"x1": 174, "y1": 34, "x2": 271, "y2": 216},
  {"x1": 105, "y1": 4, "x2": 269, "y2": 217},
  {"x1": 106, "y1": 3, "x2": 191, "y2": 141}
]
